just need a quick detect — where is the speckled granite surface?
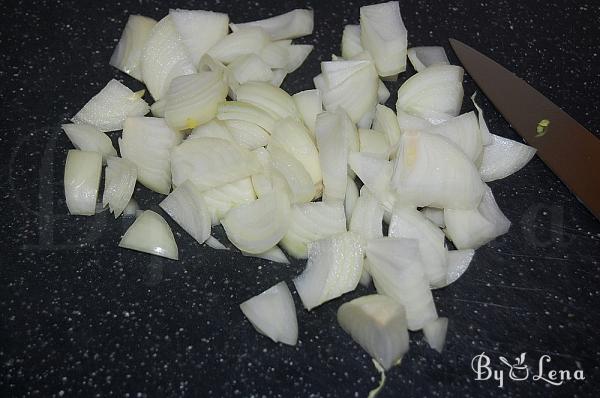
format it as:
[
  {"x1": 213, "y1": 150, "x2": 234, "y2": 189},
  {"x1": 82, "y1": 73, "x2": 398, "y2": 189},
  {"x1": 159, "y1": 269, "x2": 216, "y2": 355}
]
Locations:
[{"x1": 1, "y1": 0, "x2": 599, "y2": 397}]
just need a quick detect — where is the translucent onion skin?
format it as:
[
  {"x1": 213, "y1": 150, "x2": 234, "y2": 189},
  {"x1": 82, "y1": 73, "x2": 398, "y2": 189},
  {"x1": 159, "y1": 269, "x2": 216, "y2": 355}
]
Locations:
[
  {"x1": 391, "y1": 130, "x2": 486, "y2": 210},
  {"x1": 479, "y1": 134, "x2": 537, "y2": 182},
  {"x1": 64, "y1": 150, "x2": 102, "y2": 216},
  {"x1": 102, "y1": 157, "x2": 137, "y2": 218},
  {"x1": 366, "y1": 237, "x2": 438, "y2": 331},
  {"x1": 231, "y1": 9, "x2": 314, "y2": 40},
  {"x1": 444, "y1": 185, "x2": 511, "y2": 250},
  {"x1": 159, "y1": 180, "x2": 211, "y2": 244},
  {"x1": 110, "y1": 15, "x2": 157, "y2": 81},
  {"x1": 280, "y1": 201, "x2": 347, "y2": 259},
  {"x1": 338, "y1": 294, "x2": 409, "y2": 370},
  {"x1": 140, "y1": 16, "x2": 196, "y2": 100},
  {"x1": 71, "y1": 79, "x2": 149, "y2": 132},
  {"x1": 163, "y1": 71, "x2": 228, "y2": 131},
  {"x1": 119, "y1": 116, "x2": 182, "y2": 195},
  {"x1": 119, "y1": 210, "x2": 179, "y2": 260},
  {"x1": 294, "y1": 232, "x2": 364, "y2": 310},
  {"x1": 360, "y1": 1, "x2": 408, "y2": 77},
  {"x1": 240, "y1": 281, "x2": 298, "y2": 345},
  {"x1": 62, "y1": 123, "x2": 117, "y2": 162}
]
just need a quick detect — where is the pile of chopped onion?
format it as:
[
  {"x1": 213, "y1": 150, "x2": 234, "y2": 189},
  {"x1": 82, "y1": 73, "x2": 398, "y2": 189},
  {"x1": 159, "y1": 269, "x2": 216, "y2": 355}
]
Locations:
[{"x1": 62, "y1": 2, "x2": 537, "y2": 392}]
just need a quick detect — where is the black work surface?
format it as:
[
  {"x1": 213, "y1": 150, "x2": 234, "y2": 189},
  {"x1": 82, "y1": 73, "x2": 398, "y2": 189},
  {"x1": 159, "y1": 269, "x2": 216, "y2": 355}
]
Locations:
[{"x1": 1, "y1": 0, "x2": 599, "y2": 397}]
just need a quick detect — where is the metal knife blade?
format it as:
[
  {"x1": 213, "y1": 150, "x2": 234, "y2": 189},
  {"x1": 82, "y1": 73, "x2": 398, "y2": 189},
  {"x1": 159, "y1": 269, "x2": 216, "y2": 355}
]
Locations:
[{"x1": 449, "y1": 38, "x2": 600, "y2": 220}]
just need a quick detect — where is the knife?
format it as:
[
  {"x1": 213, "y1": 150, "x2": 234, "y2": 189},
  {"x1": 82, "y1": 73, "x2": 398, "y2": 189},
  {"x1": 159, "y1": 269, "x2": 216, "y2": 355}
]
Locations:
[{"x1": 449, "y1": 38, "x2": 600, "y2": 220}]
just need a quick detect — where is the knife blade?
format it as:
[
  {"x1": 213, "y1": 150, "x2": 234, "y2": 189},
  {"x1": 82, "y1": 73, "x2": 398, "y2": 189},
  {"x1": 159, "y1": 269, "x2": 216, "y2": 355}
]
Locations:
[{"x1": 449, "y1": 38, "x2": 600, "y2": 220}]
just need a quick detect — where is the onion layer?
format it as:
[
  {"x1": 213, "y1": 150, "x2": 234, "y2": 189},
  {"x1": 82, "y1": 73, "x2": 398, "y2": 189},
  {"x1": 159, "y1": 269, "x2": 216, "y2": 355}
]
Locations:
[
  {"x1": 231, "y1": 9, "x2": 314, "y2": 40},
  {"x1": 338, "y1": 294, "x2": 409, "y2": 370},
  {"x1": 479, "y1": 134, "x2": 536, "y2": 182},
  {"x1": 240, "y1": 281, "x2": 298, "y2": 345},
  {"x1": 294, "y1": 232, "x2": 364, "y2": 310},
  {"x1": 64, "y1": 150, "x2": 102, "y2": 216},
  {"x1": 407, "y1": 46, "x2": 449, "y2": 72},
  {"x1": 102, "y1": 157, "x2": 137, "y2": 218},
  {"x1": 292, "y1": 89, "x2": 322, "y2": 136},
  {"x1": 119, "y1": 210, "x2": 178, "y2": 260},
  {"x1": 110, "y1": 15, "x2": 157, "y2": 81},
  {"x1": 62, "y1": 123, "x2": 117, "y2": 162}
]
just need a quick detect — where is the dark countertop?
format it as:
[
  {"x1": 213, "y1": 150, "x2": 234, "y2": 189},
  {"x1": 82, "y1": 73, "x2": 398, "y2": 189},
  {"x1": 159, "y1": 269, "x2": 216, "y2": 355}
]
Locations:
[{"x1": 1, "y1": 0, "x2": 599, "y2": 397}]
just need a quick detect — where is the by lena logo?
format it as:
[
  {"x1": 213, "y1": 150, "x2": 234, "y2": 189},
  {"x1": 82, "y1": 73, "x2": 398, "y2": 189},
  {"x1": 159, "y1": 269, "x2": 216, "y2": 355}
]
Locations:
[{"x1": 471, "y1": 352, "x2": 585, "y2": 388}]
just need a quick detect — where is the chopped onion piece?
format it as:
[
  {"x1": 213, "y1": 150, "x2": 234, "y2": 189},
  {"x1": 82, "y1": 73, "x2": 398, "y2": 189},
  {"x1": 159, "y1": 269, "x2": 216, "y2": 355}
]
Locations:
[
  {"x1": 373, "y1": 104, "x2": 401, "y2": 151},
  {"x1": 344, "y1": 178, "x2": 359, "y2": 227},
  {"x1": 150, "y1": 98, "x2": 166, "y2": 117},
  {"x1": 72, "y1": 79, "x2": 149, "y2": 132},
  {"x1": 268, "y1": 144, "x2": 316, "y2": 203},
  {"x1": 470, "y1": 92, "x2": 493, "y2": 145},
  {"x1": 119, "y1": 117, "x2": 182, "y2": 194},
  {"x1": 280, "y1": 201, "x2": 346, "y2": 259},
  {"x1": 390, "y1": 130, "x2": 486, "y2": 209},
  {"x1": 205, "y1": 235, "x2": 228, "y2": 250},
  {"x1": 102, "y1": 157, "x2": 137, "y2": 218},
  {"x1": 407, "y1": 46, "x2": 450, "y2": 72},
  {"x1": 231, "y1": 9, "x2": 314, "y2": 40},
  {"x1": 377, "y1": 80, "x2": 390, "y2": 104},
  {"x1": 388, "y1": 206, "x2": 448, "y2": 287},
  {"x1": 228, "y1": 54, "x2": 274, "y2": 85},
  {"x1": 140, "y1": 16, "x2": 196, "y2": 100},
  {"x1": 64, "y1": 150, "x2": 102, "y2": 216},
  {"x1": 208, "y1": 27, "x2": 270, "y2": 64},
  {"x1": 396, "y1": 110, "x2": 431, "y2": 134},
  {"x1": 341, "y1": 25, "x2": 363, "y2": 59},
  {"x1": 315, "y1": 111, "x2": 349, "y2": 202},
  {"x1": 420, "y1": 207, "x2": 445, "y2": 228},
  {"x1": 110, "y1": 15, "x2": 157, "y2": 81},
  {"x1": 171, "y1": 137, "x2": 261, "y2": 190},
  {"x1": 122, "y1": 198, "x2": 139, "y2": 217},
  {"x1": 260, "y1": 40, "x2": 291, "y2": 69},
  {"x1": 422, "y1": 317, "x2": 448, "y2": 353},
  {"x1": 188, "y1": 119, "x2": 235, "y2": 142},
  {"x1": 366, "y1": 237, "x2": 438, "y2": 331},
  {"x1": 359, "y1": 129, "x2": 389, "y2": 159},
  {"x1": 119, "y1": 210, "x2": 178, "y2": 260},
  {"x1": 286, "y1": 44, "x2": 313, "y2": 73},
  {"x1": 271, "y1": 117, "x2": 322, "y2": 187},
  {"x1": 319, "y1": 59, "x2": 379, "y2": 123},
  {"x1": 396, "y1": 65, "x2": 464, "y2": 124},
  {"x1": 439, "y1": 249, "x2": 475, "y2": 288},
  {"x1": 360, "y1": 1, "x2": 408, "y2": 77},
  {"x1": 169, "y1": 9, "x2": 229, "y2": 66},
  {"x1": 294, "y1": 232, "x2": 364, "y2": 310},
  {"x1": 236, "y1": 82, "x2": 300, "y2": 120},
  {"x1": 292, "y1": 89, "x2": 322, "y2": 136},
  {"x1": 348, "y1": 152, "x2": 396, "y2": 212},
  {"x1": 424, "y1": 112, "x2": 483, "y2": 162},
  {"x1": 479, "y1": 134, "x2": 536, "y2": 182},
  {"x1": 201, "y1": 177, "x2": 256, "y2": 225},
  {"x1": 163, "y1": 71, "x2": 228, "y2": 131},
  {"x1": 350, "y1": 187, "x2": 384, "y2": 245},
  {"x1": 62, "y1": 124, "x2": 117, "y2": 162},
  {"x1": 444, "y1": 185, "x2": 511, "y2": 249},
  {"x1": 240, "y1": 282, "x2": 298, "y2": 345},
  {"x1": 159, "y1": 180, "x2": 211, "y2": 244},
  {"x1": 217, "y1": 101, "x2": 276, "y2": 133},
  {"x1": 270, "y1": 68, "x2": 287, "y2": 88},
  {"x1": 338, "y1": 294, "x2": 409, "y2": 370},
  {"x1": 223, "y1": 120, "x2": 270, "y2": 150},
  {"x1": 359, "y1": 258, "x2": 373, "y2": 287},
  {"x1": 242, "y1": 246, "x2": 290, "y2": 264},
  {"x1": 221, "y1": 190, "x2": 290, "y2": 254}
]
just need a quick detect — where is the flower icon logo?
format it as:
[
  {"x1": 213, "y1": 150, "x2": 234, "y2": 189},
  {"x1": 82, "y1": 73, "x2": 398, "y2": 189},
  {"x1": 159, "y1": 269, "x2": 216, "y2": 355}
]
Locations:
[{"x1": 499, "y1": 353, "x2": 529, "y2": 381}]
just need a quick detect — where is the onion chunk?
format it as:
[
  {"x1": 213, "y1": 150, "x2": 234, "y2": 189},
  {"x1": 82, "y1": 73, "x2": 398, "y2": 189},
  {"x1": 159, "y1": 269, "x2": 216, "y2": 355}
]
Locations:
[
  {"x1": 240, "y1": 281, "x2": 298, "y2": 345},
  {"x1": 338, "y1": 294, "x2": 409, "y2": 370},
  {"x1": 102, "y1": 157, "x2": 137, "y2": 218},
  {"x1": 119, "y1": 210, "x2": 178, "y2": 260},
  {"x1": 110, "y1": 15, "x2": 157, "y2": 81},
  {"x1": 231, "y1": 9, "x2": 314, "y2": 40},
  {"x1": 64, "y1": 150, "x2": 102, "y2": 216}
]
